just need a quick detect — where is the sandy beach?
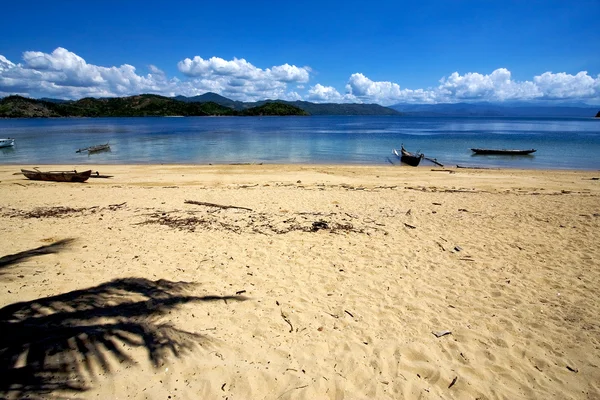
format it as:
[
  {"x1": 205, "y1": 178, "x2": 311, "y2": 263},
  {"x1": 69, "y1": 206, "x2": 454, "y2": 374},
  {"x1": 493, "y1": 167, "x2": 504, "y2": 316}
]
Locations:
[{"x1": 1, "y1": 164, "x2": 599, "y2": 400}]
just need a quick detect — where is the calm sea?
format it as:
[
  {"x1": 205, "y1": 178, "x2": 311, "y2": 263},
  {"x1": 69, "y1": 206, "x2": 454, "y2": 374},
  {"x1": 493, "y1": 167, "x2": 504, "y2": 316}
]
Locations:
[{"x1": 1, "y1": 116, "x2": 599, "y2": 169}]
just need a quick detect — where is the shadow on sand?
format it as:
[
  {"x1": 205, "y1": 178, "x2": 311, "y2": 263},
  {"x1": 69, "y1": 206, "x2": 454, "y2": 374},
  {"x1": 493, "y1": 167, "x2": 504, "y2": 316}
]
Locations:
[
  {"x1": 0, "y1": 242, "x2": 247, "y2": 399},
  {"x1": 0, "y1": 238, "x2": 76, "y2": 270}
]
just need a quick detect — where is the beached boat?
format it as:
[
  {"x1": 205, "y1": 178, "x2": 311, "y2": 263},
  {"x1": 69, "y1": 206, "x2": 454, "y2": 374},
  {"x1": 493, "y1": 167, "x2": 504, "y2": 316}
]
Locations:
[
  {"x1": 77, "y1": 143, "x2": 110, "y2": 154},
  {"x1": 471, "y1": 148, "x2": 536, "y2": 155},
  {"x1": 393, "y1": 146, "x2": 424, "y2": 167},
  {"x1": 21, "y1": 169, "x2": 93, "y2": 182},
  {"x1": 0, "y1": 138, "x2": 15, "y2": 148}
]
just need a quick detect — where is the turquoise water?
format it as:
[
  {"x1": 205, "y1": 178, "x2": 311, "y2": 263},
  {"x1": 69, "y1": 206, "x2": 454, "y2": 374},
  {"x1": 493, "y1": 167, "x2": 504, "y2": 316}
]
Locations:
[{"x1": 1, "y1": 116, "x2": 599, "y2": 169}]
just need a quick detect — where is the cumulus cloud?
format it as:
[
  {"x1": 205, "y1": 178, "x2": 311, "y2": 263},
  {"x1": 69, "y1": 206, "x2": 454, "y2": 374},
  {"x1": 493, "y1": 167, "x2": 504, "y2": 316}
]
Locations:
[
  {"x1": 0, "y1": 48, "x2": 309, "y2": 101},
  {"x1": 0, "y1": 48, "x2": 183, "y2": 99},
  {"x1": 306, "y1": 84, "x2": 346, "y2": 102},
  {"x1": 176, "y1": 56, "x2": 310, "y2": 101},
  {"x1": 533, "y1": 71, "x2": 600, "y2": 100},
  {"x1": 0, "y1": 55, "x2": 16, "y2": 72},
  {"x1": 343, "y1": 69, "x2": 600, "y2": 105},
  {"x1": 346, "y1": 73, "x2": 401, "y2": 99},
  {"x1": 178, "y1": 56, "x2": 309, "y2": 83},
  {"x1": 343, "y1": 73, "x2": 438, "y2": 105},
  {"x1": 0, "y1": 47, "x2": 599, "y2": 105},
  {"x1": 436, "y1": 68, "x2": 541, "y2": 101}
]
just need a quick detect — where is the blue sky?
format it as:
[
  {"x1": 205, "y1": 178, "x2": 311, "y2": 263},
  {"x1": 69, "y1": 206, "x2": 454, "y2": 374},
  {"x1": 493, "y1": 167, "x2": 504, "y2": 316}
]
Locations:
[{"x1": 1, "y1": 0, "x2": 599, "y2": 105}]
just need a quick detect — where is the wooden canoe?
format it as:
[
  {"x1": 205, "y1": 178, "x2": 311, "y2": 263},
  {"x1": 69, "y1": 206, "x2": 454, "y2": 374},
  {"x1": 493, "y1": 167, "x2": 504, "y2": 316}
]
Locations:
[
  {"x1": 394, "y1": 146, "x2": 424, "y2": 167},
  {"x1": 77, "y1": 143, "x2": 110, "y2": 154},
  {"x1": 471, "y1": 148, "x2": 536, "y2": 155},
  {"x1": 21, "y1": 169, "x2": 93, "y2": 182}
]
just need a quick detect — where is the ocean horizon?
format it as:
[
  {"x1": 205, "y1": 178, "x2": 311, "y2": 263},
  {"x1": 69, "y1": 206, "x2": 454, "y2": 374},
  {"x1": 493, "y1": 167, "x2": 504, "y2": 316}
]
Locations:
[{"x1": 1, "y1": 115, "x2": 599, "y2": 170}]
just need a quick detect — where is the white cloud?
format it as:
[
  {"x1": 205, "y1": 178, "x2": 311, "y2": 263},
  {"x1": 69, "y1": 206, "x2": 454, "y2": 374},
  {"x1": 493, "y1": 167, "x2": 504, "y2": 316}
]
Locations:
[
  {"x1": 436, "y1": 68, "x2": 541, "y2": 101},
  {"x1": 0, "y1": 47, "x2": 599, "y2": 105},
  {"x1": 0, "y1": 55, "x2": 16, "y2": 72},
  {"x1": 344, "y1": 73, "x2": 437, "y2": 105},
  {"x1": 270, "y1": 64, "x2": 310, "y2": 83},
  {"x1": 177, "y1": 56, "x2": 309, "y2": 83},
  {"x1": 176, "y1": 55, "x2": 310, "y2": 101},
  {"x1": 0, "y1": 48, "x2": 183, "y2": 99},
  {"x1": 342, "y1": 69, "x2": 600, "y2": 105},
  {"x1": 346, "y1": 73, "x2": 401, "y2": 100},
  {"x1": 307, "y1": 84, "x2": 348, "y2": 103},
  {"x1": 0, "y1": 49, "x2": 308, "y2": 102},
  {"x1": 533, "y1": 71, "x2": 600, "y2": 100}
]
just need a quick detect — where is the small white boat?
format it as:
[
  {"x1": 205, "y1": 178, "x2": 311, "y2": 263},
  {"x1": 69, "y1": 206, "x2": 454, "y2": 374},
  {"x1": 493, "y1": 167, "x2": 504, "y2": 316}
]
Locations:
[{"x1": 0, "y1": 138, "x2": 15, "y2": 148}]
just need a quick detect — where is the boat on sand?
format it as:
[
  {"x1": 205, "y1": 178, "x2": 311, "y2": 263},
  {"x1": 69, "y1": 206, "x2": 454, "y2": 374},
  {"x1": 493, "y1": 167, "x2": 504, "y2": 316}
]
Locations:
[
  {"x1": 393, "y1": 145, "x2": 424, "y2": 167},
  {"x1": 21, "y1": 169, "x2": 93, "y2": 182}
]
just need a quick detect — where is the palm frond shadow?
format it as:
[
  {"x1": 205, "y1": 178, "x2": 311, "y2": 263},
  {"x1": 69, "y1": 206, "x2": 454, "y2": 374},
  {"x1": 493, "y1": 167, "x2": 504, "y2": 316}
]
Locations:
[
  {"x1": 0, "y1": 277, "x2": 247, "y2": 398},
  {"x1": 0, "y1": 238, "x2": 76, "y2": 272}
]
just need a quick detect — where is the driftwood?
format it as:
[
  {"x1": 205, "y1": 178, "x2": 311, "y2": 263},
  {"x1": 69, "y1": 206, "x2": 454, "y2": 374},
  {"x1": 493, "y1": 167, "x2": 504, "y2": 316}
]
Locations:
[{"x1": 184, "y1": 200, "x2": 252, "y2": 211}]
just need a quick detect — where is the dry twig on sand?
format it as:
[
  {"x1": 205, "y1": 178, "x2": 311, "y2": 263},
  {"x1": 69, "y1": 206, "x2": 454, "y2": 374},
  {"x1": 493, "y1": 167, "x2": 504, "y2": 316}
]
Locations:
[{"x1": 185, "y1": 200, "x2": 253, "y2": 211}]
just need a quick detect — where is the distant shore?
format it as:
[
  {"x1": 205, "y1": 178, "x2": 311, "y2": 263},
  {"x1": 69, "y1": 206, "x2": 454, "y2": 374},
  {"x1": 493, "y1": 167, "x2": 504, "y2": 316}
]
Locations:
[{"x1": 1, "y1": 164, "x2": 599, "y2": 399}]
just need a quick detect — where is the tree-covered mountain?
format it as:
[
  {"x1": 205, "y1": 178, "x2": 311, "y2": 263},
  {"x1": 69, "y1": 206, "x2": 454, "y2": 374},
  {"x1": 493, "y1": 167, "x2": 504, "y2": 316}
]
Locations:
[
  {"x1": 175, "y1": 93, "x2": 402, "y2": 115},
  {"x1": 0, "y1": 96, "x2": 65, "y2": 118},
  {"x1": 282, "y1": 100, "x2": 400, "y2": 115},
  {"x1": 239, "y1": 102, "x2": 309, "y2": 116},
  {"x1": 0, "y1": 95, "x2": 308, "y2": 118},
  {"x1": 174, "y1": 92, "x2": 244, "y2": 109},
  {"x1": 390, "y1": 102, "x2": 600, "y2": 117}
]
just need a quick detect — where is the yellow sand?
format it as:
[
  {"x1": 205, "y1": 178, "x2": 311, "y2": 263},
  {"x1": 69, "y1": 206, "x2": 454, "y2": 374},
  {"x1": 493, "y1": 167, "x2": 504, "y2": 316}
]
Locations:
[{"x1": 1, "y1": 165, "x2": 599, "y2": 399}]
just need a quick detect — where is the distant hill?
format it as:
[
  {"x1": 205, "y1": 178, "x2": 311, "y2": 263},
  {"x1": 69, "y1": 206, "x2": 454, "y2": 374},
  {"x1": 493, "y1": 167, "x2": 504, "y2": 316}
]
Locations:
[
  {"x1": 390, "y1": 102, "x2": 600, "y2": 117},
  {"x1": 0, "y1": 95, "x2": 308, "y2": 118},
  {"x1": 239, "y1": 102, "x2": 309, "y2": 116},
  {"x1": 0, "y1": 96, "x2": 65, "y2": 117},
  {"x1": 39, "y1": 97, "x2": 71, "y2": 104},
  {"x1": 284, "y1": 100, "x2": 400, "y2": 116},
  {"x1": 175, "y1": 92, "x2": 401, "y2": 115},
  {"x1": 596, "y1": 110, "x2": 600, "y2": 118},
  {"x1": 174, "y1": 92, "x2": 244, "y2": 109}
]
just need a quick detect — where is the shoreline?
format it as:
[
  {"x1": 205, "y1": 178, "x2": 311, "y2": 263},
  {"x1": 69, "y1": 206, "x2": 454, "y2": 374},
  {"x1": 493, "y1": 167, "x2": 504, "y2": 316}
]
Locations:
[
  {"x1": 1, "y1": 164, "x2": 599, "y2": 399},
  {"x1": 2, "y1": 162, "x2": 600, "y2": 170}
]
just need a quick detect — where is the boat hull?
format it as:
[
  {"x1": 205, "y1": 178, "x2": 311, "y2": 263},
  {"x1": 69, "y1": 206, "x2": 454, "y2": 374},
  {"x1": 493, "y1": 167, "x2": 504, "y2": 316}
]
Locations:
[
  {"x1": 88, "y1": 144, "x2": 110, "y2": 154},
  {"x1": 21, "y1": 169, "x2": 93, "y2": 182},
  {"x1": 471, "y1": 148, "x2": 536, "y2": 155},
  {"x1": 0, "y1": 138, "x2": 15, "y2": 148},
  {"x1": 394, "y1": 146, "x2": 424, "y2": 167},
  {"x1": 403, "y1": 153, "x2": 424, "y2": 166},
  {"x1": 77, "y1": 143, "x2": 110, "y2": 154}
]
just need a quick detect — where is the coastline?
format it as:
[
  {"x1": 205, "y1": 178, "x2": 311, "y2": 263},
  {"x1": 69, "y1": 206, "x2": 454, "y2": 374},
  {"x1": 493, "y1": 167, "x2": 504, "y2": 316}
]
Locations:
[{"x1": 1, "y1": 164, "x2": 599, "y2": 399}]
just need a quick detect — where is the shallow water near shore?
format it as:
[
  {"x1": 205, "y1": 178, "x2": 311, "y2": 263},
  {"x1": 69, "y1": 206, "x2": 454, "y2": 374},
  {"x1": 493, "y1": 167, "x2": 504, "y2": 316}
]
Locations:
[{"x1": 1, "y1": 115, "x2": 599, "y2": 169}]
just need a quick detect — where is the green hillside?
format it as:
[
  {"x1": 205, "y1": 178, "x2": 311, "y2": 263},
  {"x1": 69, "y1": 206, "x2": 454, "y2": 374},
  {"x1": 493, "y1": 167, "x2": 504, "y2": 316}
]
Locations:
[
  {"x1": 240, "y1": 102, "x2": 309, "y2": 116},
  {"x1": 0, "y1": 95, "x2": 307, "y2": 118},
  {"x1": 175, "y1": 92, "x2": 402, "y2": 115}
]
